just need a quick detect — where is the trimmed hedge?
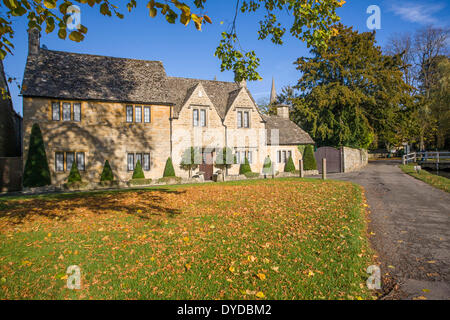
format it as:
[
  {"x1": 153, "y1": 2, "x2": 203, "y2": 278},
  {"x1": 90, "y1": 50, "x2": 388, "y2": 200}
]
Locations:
[
  {"x1": 303, "y1": 145, "x2": 317, "y2": 170},
  {"x1": 67, "y1": 161, "x2": 82, "y2": 183},
  {"x1": 163, "y1": 157, "x2": 176, "y2": 177},
  {"x1": 239, "y1": 157, "x2": 252, "y2": 175},
  {"x1": 132, "y1": 160, "x2": 145, "y2": 179},
  {"x1": 244, "y1": 172, "x2": 260, "y2": 179},
  {"x1": 128, "y1": 178, "x2": 153, "y2": 186},
  {"x1": 23, "y1": 123, "x2": 51, "y2": 188},
  {"x1": 100, "y1": 160, "x2": 114, "y2": 182},
  {"x1": 284, "y1": 156, "x2": 295, "y2": 172}
]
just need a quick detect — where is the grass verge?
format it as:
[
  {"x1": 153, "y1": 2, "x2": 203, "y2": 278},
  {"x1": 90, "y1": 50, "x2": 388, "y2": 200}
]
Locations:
[
  {"x1": 399, "y1": 165, "x2": 450, "y2": 193},
  {"x1": 0, "y1": 178, "x2": 374, "y2": 300}
]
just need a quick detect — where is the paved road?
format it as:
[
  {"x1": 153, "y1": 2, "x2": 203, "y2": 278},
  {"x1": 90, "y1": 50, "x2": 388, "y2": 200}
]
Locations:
[{"x1": 327, "y1": 161, "x2": 450, "y2": 300}]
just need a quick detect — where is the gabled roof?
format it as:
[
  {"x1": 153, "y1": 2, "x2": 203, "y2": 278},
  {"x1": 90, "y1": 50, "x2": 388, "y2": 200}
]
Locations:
[
  {"x1": 166, "y1": 77, "x2": 240, "y2": 119},
  {"x1": 21, "y1": 49, "x2": 172, "y2": 104},
  {"x1": 263, "y1": 114, "x2": 315, "y2": 145}
]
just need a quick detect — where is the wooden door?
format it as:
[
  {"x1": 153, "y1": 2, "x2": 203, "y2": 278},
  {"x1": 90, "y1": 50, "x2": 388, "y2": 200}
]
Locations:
[
  {"x1": 315, "y1": 147, "x2": 342, "y2": 173},
  {"x1": 199, "y1": 152, "x2": 214, "y2": 180}
]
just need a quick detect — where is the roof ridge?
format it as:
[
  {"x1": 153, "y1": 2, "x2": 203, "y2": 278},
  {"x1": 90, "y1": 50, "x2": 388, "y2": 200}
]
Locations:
[
  {"x1": 40, "y1": 48, "x2": 164, "y2": 65},
  {"x1": 167, "y1": 76, "x2": 238, "y2": 86}
]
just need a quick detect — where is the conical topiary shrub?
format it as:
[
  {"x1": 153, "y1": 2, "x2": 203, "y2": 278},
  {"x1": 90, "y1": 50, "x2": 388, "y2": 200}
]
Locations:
[
  {"x1": 23, "y1": 123, "x2": 51, "y2": 187},
  {"x1": 100, "y1": 160, "x2": 114, "y2": 182},
  {"x1": 132, "y1": 160, "x2": 145, "y2": 179},
  {"x1": 163, "y1": 157, "x2": 176, "y2": 177},
  {"x1": 67, "y1": 161, "x2": 82, "y2": 183},
  {"x1": 239, "y1": 157, "x2": 252, "y2": 175},
  {"x1": 284, "y1": 155, "x2": 295, "y2": 172},
  {"x1": 262, "y1": 156, "x2": 272, "y2": 175},
  {"x1": 303, "y1": 145, "x2": 317, "y2": 170}
]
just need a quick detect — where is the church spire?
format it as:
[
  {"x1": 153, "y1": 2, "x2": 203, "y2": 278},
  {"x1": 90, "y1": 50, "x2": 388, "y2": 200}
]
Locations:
[{"x1": 270, "y1": 77, "x2": 277, "y2": 104}]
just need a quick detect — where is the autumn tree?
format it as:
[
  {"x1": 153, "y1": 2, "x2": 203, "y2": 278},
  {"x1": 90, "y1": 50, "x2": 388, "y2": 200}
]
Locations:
[
  {"x1": 0, "y1": 0, "x2": 345, "y2": 81},
  {"x1": 292, "y1": 24, "x2": 413, "y2": 150}
]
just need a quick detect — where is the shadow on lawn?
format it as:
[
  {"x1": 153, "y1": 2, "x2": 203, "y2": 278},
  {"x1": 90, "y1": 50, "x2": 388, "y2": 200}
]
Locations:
[{"x1": 0, "y1": 188, "x2": 185, "y2": 225}]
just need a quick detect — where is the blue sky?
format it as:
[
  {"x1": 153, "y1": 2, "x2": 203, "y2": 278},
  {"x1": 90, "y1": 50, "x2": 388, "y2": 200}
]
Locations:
[{"x1": 3, "y1": 0, "x2": 450, "y2": 115}]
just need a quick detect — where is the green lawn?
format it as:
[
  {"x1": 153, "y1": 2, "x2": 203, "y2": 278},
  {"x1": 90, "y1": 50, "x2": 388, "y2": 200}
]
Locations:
[
  {"x1": 0, "y1": 178, "x2": 374, "y2": 300},
  {"x1": 400, "y1": 165, "x2": 450, "y2": 193}
]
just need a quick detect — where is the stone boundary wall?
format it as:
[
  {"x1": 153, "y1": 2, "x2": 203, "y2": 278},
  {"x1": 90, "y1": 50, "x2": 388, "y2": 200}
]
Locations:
[
  {"x1": 342, "y1": 147, "x2": 368, "y2": 173},
  {"x1": 0, "y1": 157, "x2": 23, "y2": 192}
]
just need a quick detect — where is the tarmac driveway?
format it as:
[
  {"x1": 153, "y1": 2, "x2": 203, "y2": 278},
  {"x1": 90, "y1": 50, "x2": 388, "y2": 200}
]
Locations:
[{"x1": 326, "y1": 161, "x2": 450, "y2": 300}]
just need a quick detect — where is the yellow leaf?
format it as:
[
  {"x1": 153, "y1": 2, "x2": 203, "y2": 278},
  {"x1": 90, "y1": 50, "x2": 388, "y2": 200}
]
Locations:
[
  {"x1": 248, "y1": 255, "x2": 256, "y2": 262},
  {"x1": 183, "y1": 236, "x2": 190, "y2": 243},
  {"x1": 185, "y1": 263, "x2": 191, "y2": 270},
  {"x1": 308, "y1": 270, "x2": 315, "y2": 277},
  {"x1": 356, "y1": 296, "x2": 363, "y2": 300},
  {"x1": 256, "y1": 273, "x2": 266, "y2": 280},
  {"x1": 229, "y1": 266, "x2": 235, "y2": 273},
  {"x1": 256, "y1": 291, "x2": 265, "y2": 298},
  {"x1": 47, "y1": 233, "x2": 52, "y2": 237}
]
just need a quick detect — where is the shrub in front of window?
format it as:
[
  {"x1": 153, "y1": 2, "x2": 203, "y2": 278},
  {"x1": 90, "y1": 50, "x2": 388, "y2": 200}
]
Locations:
[
  {"x1": 284, "y1": 156, "x2": 295, "y2": 172},
  {"x1": 132, "y1": 160, "x2": 145, "y2": 179},
  {"x1": 163, "y1": 157, "x2": 176, "y2": 177},
  {"x1": 67, "y1": 161, "x2": 82, "y2": 183},
  {"x1": 100, "y1": 160, "x2": 114, "y2": 182},
  {"x1": 23, "y1": 123, "x2": 51, "y2": 188},
  {"x1": 303, "y1": 145, "x2": 317, "y2": 170},
  {"x1": 239, "y1": 157, "x2": 252, "y2": 175}
]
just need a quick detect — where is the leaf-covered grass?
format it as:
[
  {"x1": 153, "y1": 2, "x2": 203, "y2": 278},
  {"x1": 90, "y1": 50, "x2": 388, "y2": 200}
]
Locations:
[
  {"x1": 0, "y1": 178, "x2": 374, "y2": 300},
  {"x1": 400, "y1": 165, "x2": 450, "y2": 193}
]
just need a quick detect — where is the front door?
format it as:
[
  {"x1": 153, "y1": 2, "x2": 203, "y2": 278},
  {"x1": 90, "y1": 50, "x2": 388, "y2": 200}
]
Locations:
[{"x1": 199, "y1": 151, "x2": 214, "y2": 180}]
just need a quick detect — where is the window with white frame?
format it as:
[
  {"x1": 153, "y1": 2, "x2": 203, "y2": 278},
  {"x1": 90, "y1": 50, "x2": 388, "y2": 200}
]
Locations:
[
  {"x1": 52, "y1": 102, "x2": 60, "y2": 121},
  {"x1": 237, "y1": 111, "x2": 242, "y2": 128},
  {"x1": 55, "y1": 152, "x2": 64, "y2": 172},
  {"x1": 193, "y1": 109, "x2": 199, "y2": 127},
  {"x1": 246, "y1": 151, "x2": 253, "y2": 164},
  {"x1": 127, "y1": 152, "x2": 150, "y2": 171},
  {"x1": 126, "y1": 105, "x2": 133, "y2": 123},
  {"x1": 144, "y1": 106, "x2": 151, "y2": 123},
  {"x1": 73, "y1": 103, "x2": 81, "y2": 122},
  {"x1": 127, "y1": 153, "x2": 134, "y2": 171},
  {"x1": 278, "y1": 150, "x2": 293, "y2": 163},
  {"x1": 62, "y1": 103, "x2": 71, "y2": 121},
  {"x1": 135, "y1": 106, "x2": 142, "y2": 123},
  {"x1": 77, "y1": 152, "x2": 85, "y2": 171},
  {"x1": 66, "y1": 152, "x2": 75, "y2": 171},
  {"x1": 143, "y1": 153, "x2": 150, "y2": 171},
  {"x1": 243, "y1": 111, "x2": 250, "y2": 128},
  {"x1": 200, "y1": 109, "x2": 206, "y2": 127}
]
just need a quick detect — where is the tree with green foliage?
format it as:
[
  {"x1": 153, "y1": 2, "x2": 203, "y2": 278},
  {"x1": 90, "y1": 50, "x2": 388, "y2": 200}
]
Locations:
[
  {"x1": 67, "y1": 161, "x2": 82, "y2": 183},
  {"x1": 303, "y1": 145, "x2": 317, "y2": 170},
  {"x1": 23, "y1": 123, "x2": 51, "y2": 187},
  {"x1": 284, "y1": 156, "x2": 295, "y2": 172},
  {"x1": 239, "y1": 157, "x2": 252, "y2": 175},
  {"x1": 262, "y1": 156, "x2": 272, "y2": 175},
  {"x1": 100, "y1": 160, "x2": 114, "y2": 182},
  {"x1": 163, "y1": 157, "x2": 176, "y2": 177},
  {"x1": 180, "y1": 147, "x2": 200, "y2": 178},
  {"x1": 132, "y1": 160, "x2": 145, "y2": 179},
  {"x1": 292, "y1": 24, "x2": 413, "y2": 149},
  {"x1": 1, "y1": 1, "x2": 344, "y2": 81}
]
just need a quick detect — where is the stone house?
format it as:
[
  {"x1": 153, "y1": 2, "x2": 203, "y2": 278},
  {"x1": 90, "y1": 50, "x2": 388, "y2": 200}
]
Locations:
[{"x1": 21, "y1": 30, "x2": 314, "y2": 184}]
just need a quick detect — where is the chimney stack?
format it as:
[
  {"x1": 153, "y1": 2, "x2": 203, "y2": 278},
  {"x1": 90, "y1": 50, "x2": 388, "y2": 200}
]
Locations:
[
  {"x1": 28, "y1": 28, "x2": 40, "y2": 55},
  {"x1": 276, "y1": 104, "x2": 290, "y2": 119}
]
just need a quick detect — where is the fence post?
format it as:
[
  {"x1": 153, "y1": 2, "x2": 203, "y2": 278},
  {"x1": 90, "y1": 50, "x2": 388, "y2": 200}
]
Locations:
[
  {"x1": 322, "y1": 158, "x2": 327, "y2": 180},
  {"x1": 299, "y1": 159, "x2": 304, "y2": 178},
  {"x1": 402, "y1": 155, "x2": 406, "y2": 165}
]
